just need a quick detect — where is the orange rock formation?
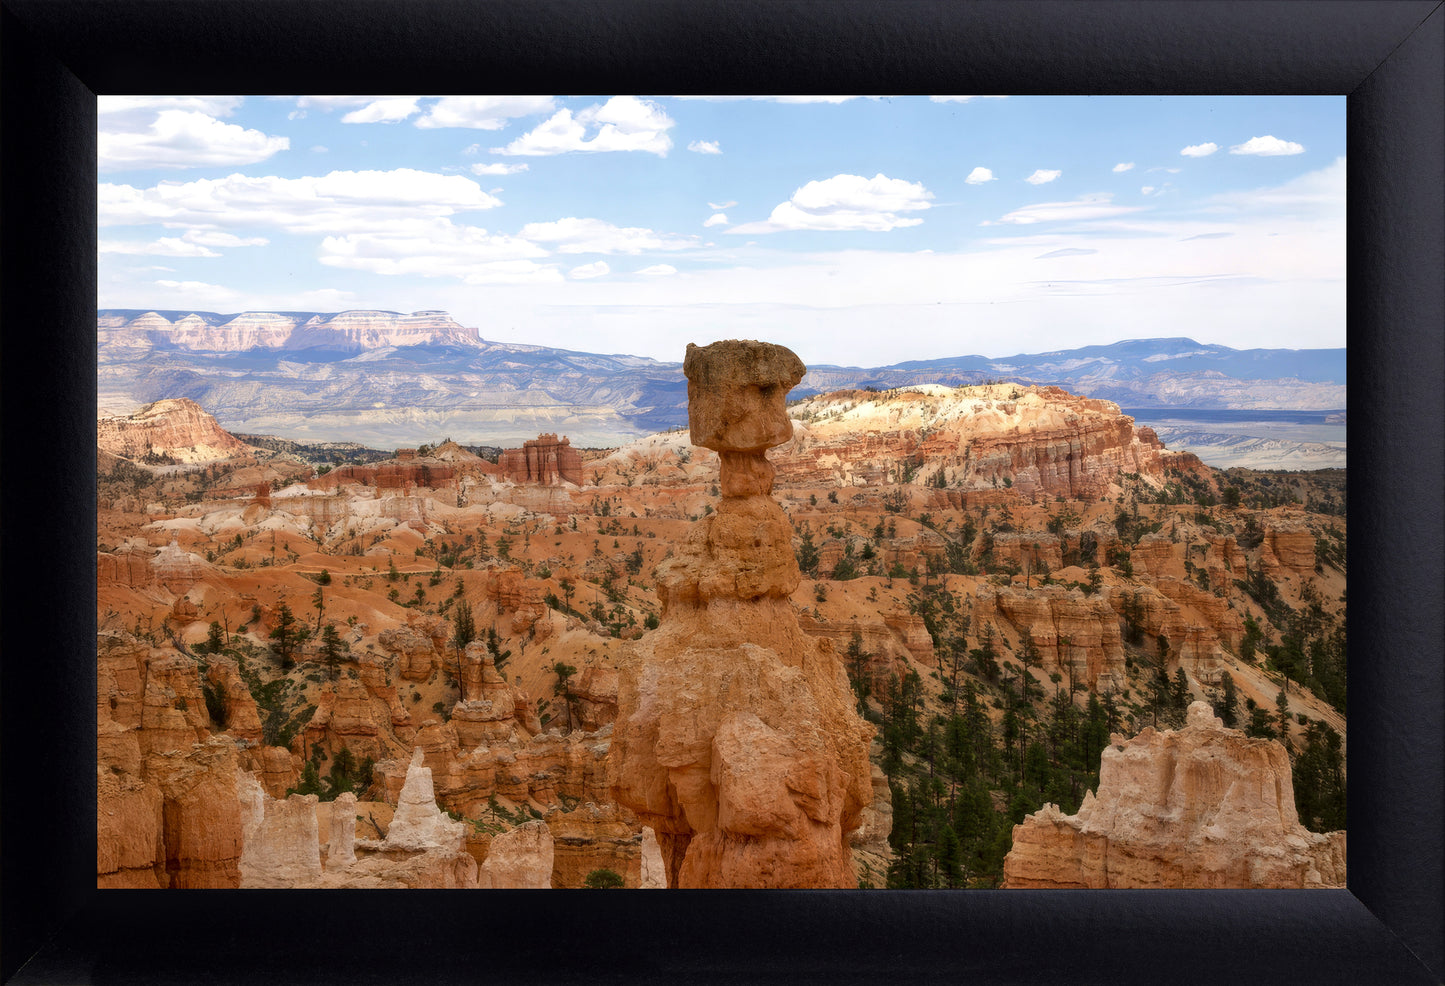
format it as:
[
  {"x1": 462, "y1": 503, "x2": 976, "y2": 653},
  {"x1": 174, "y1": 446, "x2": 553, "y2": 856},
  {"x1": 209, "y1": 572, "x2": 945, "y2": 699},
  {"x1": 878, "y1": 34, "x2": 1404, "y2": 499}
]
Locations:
[
  {"x1": 775, "y1": 385, "x2": 1204, "y2": 499},
  {"x1": 97, "y1": 397, "x2": 251, "y2": 464},
  {"x1": 612, "y1": 340, "x2": 875, "y2": 888},
  {"x1": 1002, "y1": 702, "x2": 1345, "y2": 888},
  {"x1": 498, "y1": 433, "x2": 583, "y2": 486}
]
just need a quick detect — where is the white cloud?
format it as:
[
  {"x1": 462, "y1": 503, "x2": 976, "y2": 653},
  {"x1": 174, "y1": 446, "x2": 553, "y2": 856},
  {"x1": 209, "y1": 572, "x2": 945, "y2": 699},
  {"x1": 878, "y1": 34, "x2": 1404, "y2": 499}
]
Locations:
[
  {"x1": 318, "y1": 219, "x2": 551, "y2": 282},
  {"x1": 311, "y1": 146, "x2": 328, "y2": 154},
  {"x1": 98, "y1": 96, "x2": 243, "y2": 118},
  {"x1": 470, "y1": 162, "x2": 530, "y2": 176},
  {"x1": 517, "y1": 217, "x2": 698, "y2": 254},
  {"x1": 569, "y1": 261, "x2": 610, "y2": 279},
  {"x1": 703, "y1": 213, "x2": 729, "y2": 228},
  {"x1": 964, "y1": 167, "x2": 995, "y2": 185},
  {"x1": 1035, "y1": 247, "x2": 1098, "y2": 259},
  {"x1": 295, "y1": 96, "x2": 383, "y2": 111},
  {"x1": 928, "y1": 95, "x2": 1009, "y2": 102},
  {"x1": 708, "y1": 200, "x2": 737, "y2": 210},
  {"x1": 121, "y1": 278, "x2": 363, "y2": 312},
  {"x1": 1141, "y1": 186, "x2": 1155, "y2": 196},
  {"x1": 729, "y1": 173, "x2": 933, "y2": 234},
  {"x1": 1025, "y1": 169, "x2": 1062, "y2": 185},
  {"x1": 1112, "y1": 162, "x2": 1135, "y2": 173},
  {"x1": 460, "y1": 261, "x2": 564, "y2": 285},
  {"x1": 99, "y1": 169, "x2": 503, "y2": 234},
  {"x1": 637, "y1": 264, "x2": 677, "y2": 276},
  {"x1": 688, "y1": 140, "x2": 722, "y2": 154},
  {"x1": 670, "y1": 96, "x2": 866, "y2": 104},
  {"x1": 99, "y1": 237, "x2": 219, "y2": 258},
  {"x1": 288, "y1": 288, "x2": 360, "y2": 308},
  {"x1": 98, "y1": 109, "x2": 289, "y2": 171},
  {"x1": 340, "y1": 97, "x2": 421, "y2": 124},
  {"x1": 492, "y1": 96, "x2": 674, "y2": 156},
  {"x1": 1203, "y1": 156, "x2": 1345, "y2": 219},
  {"x1": 150, "y1": 279, "x2": 243, "y2": 306},
  {"x1": 183, "y1": 231, "x2": 269, "y2": 247},
  {"x1": 288, "y1": 110, "x2": 306, "y2": 121},
  {"x1": 1181, "y1": 142, "x2": 1219, "y2": 157},
  {"x1": 991, "y1": 193, "x2": 1142, "y2": 225},
  {"x1": 415, "y1": 96, "x2": 556, "y2": 130},
  {"x1": 1230, "y1": 135, "x2": 1305, "y2": 156}
]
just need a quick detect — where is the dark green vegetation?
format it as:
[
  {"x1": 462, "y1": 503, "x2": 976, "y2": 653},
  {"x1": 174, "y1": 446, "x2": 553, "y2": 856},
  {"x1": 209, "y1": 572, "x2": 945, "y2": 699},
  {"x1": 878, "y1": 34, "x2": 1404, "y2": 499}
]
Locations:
[
  {"x1": 288, "y1": 743, "x2": 376, "y2": 802},
  {"x1": 822, "y1": 470, "x2": 1348, "y2": 888},
  {"x1": 851, "y1": 582, "x2": 1134, "y2": 888},
  {"x1": 583, "y1": 868, "x2": 626, "y2": 889}
]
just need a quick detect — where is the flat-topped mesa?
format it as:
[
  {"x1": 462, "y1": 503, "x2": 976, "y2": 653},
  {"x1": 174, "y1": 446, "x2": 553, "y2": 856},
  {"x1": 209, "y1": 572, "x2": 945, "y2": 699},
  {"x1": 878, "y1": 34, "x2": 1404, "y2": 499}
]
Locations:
[{"x1": 613, "y1": 340, "x2": 874, "y2": 889}]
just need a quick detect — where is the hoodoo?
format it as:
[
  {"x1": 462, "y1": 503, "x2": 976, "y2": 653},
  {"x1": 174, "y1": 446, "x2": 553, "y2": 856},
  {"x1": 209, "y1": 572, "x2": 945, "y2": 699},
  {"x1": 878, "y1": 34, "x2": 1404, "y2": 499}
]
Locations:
[
  {"x1": 1002, "y1": 702, "x2": 1346, "y2": 889},
  {"x1": 611, "y1": 340, "x2": 875, "y2": 888}
]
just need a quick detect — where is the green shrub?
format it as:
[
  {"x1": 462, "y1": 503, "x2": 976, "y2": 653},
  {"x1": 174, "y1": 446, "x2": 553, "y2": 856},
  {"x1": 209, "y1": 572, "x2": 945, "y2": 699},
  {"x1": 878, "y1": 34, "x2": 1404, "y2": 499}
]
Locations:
[{"x1": 584, "y1": 868, "x2": 625, "y2": 889}]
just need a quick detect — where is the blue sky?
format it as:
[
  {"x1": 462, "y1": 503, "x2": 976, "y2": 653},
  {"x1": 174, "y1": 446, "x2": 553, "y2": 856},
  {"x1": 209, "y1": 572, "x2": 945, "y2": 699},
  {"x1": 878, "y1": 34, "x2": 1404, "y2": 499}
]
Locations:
[{"x1": 98, "y1": 95, "x2": 1345, "y2": 366}]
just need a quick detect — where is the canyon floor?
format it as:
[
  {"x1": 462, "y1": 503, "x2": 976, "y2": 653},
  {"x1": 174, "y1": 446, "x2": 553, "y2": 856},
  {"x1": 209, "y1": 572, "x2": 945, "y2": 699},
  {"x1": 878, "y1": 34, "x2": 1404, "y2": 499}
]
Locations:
[{"x1": 96, "y1": 384, "x2": 1348, "y2": 889}]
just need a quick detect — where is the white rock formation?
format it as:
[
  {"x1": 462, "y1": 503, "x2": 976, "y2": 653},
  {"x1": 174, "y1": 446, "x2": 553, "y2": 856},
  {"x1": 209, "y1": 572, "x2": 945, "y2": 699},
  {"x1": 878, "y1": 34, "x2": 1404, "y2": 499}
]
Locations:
[
  {"x1": 639, "y1": 827, "x2": 667, "y2": 889},
  {"x1": 384, "y1": 748, "x2": 466, "y2": 852},
  {"x1": 477, "y1": 819, "x2": 554, "y2": 889},
  {"x1": 239, "y1": 791, "x2": 323, "y2": 888},
  {"x1": 327, "y1": 792, "x2": 358, "y2": 869}
]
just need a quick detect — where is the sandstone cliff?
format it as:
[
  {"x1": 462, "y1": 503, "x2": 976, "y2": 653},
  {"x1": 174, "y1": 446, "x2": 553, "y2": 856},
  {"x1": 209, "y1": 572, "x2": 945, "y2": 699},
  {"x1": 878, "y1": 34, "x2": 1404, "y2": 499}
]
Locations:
[
  {"x1": 97, "y1": 397, "x2": 252, "y2": 464},
  {"x1": 497, "y1": 433, "x2": 584, "y2": 486},
  {"x1": 98, "y1": 633, "x2": 249, "y2": 888},
  {"x1": 975, "y1": 584, "x2": 1128, "y2": 692},
  {"x1": 1002, "y1": 702, "x2": 1345, "y2": 888},
  {"x1": 774, "y1": 384, "x2": 1202, "y2": 499}
]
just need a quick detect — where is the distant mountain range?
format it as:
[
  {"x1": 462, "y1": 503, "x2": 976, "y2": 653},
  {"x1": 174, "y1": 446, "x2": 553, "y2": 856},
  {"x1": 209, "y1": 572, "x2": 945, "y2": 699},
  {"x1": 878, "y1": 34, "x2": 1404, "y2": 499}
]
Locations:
[{"x1": 97, "y1": 309, "x2": 1346, "y2": 449}]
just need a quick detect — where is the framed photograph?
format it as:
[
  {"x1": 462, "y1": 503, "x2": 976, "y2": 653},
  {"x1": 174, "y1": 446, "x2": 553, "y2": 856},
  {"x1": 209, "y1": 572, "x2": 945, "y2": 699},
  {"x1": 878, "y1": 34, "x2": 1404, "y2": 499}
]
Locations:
[{"x1": 4, "y1": 2, "x2": 1440, "y2": 983}]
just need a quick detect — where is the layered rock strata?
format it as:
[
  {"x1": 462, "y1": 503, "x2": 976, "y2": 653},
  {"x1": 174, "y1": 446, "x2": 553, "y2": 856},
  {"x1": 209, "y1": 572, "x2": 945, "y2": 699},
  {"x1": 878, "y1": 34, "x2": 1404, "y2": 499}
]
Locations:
[
  {"x1": 975, "y1": 585, "x2": 1127, "y2": 692},
  {"x1": 612, "y1": 340, "x2": 875, "y2": 888},
  {"x1": 97, "y1": 397, "x2": 251, "y2": 464},
  {"x1": 1002, "y1": 702, "x2": 1345, "y2": 888},
  {"x1": 498, "y1": 433, "x2": 583, "y2": 486},
  {"x1": 774, "y1": 385, "x2": 1203, "y2": 499}
]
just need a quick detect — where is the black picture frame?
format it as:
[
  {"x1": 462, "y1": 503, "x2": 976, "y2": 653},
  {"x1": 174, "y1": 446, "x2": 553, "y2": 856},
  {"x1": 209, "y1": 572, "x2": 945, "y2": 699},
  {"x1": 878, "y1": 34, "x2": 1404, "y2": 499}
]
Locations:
[{"x1": 3, "y1": 2, "x2": 1440, "y2": 984}]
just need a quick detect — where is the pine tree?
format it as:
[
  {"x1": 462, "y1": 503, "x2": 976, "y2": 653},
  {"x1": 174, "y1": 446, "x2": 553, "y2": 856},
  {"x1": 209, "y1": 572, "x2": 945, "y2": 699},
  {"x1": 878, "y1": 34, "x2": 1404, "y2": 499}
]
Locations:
[
  {"x1": 269, "y1": 602, "x2": 300, "y2": 669},
  {"x1": 1217, "y1": 671, "x2": 1239, "y2": 728},
  {"x1": 1274, "y1": 689, "x2": 1293, "y2": 749},
  {"x1": 552, "y1": 662, "x2": 578, "y2": 732},
  {"x1": 321, "y1": 623, "x2": 345, "y2": 680},
  {"x1": 1171, "y1": 667, "x2": 1191, "y2": 709}
]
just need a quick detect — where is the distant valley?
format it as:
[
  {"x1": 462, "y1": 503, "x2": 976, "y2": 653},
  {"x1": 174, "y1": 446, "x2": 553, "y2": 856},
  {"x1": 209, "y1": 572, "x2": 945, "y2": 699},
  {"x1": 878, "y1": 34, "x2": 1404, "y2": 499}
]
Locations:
[{"x1": 98, "y1": 309, "x2": 1346, "y2": 467}]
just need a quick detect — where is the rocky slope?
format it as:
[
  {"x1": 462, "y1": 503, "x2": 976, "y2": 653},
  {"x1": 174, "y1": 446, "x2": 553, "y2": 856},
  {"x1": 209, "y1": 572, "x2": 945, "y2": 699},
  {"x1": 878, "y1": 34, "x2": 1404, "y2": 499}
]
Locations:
[
  {"x1": 1002, "y1": 702, "x2": 1346, "y2": 888},
  {"x1": 97, "y1": 398, "x2": 254, "y2": 464}
]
